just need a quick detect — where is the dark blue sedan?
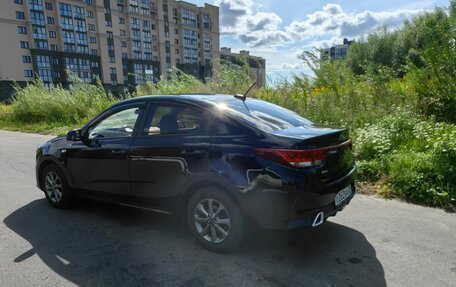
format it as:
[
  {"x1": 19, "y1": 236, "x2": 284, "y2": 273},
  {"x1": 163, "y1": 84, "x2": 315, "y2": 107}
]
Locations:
[{"x1": 36, "y1": 94, "x2": 355, "y2": 252}]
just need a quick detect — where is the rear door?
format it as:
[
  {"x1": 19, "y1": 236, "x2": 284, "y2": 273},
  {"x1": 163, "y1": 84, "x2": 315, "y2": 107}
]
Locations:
[{"x1": 129, "y1": 102, "x2": 211, "y2": 206}]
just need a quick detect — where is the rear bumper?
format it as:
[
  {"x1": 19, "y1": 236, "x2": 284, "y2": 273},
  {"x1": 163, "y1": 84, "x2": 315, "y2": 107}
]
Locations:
[
  {"x1": 287, "y1": 185, "x2": 355, "y2": 229},
  {"x1": 238, "y1": 165, "x2": 356, "y2": 229}
]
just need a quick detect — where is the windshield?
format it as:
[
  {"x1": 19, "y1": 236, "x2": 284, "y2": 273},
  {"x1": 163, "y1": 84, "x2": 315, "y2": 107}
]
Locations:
[{"x1": 217, "y1": 99, "x2": 314, "y2": 133}]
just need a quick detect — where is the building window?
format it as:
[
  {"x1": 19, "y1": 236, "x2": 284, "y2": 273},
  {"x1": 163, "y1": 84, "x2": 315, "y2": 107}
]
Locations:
[
  {"x1": 121, "y1": 41, "x2": 127, "y2": 48},
  {"x1": 91, "y1": 49, "x2": 98, "y2": 55},
  {"x1": 119, "y1": 17, "x2": 125, "y2": 24},
  {"x1": 105, "y1": 20, "x2": 112, "y2": 27},
  {"x1": 45, "y1": 2, "x2": 52, "y2": 10},
  {"x1": 47, "y1": 17, "x2": 54, "y2": 24},
  {"x1": 75, "y1": 19, "x2": 86, "y2": 32},
  {"x1": 63, "y1": 31, "x2": 74, "y2": 43},
  {"x1": 76, "y1": 32, "x2": 88, "y2": 45},
  {"x1": 120, "y1": 29, "x2": 126, "y2": 36},
  {"x1": 130, "y1": 17, "x2": 139, "y2": 29},
  {"x1": 29, "y1": 0, "x2": 43, "y2": 10},
  {"x1": 24, "y1": 70, "x2": 34, "y2": 77},
  {"x1": 59, "y1": 3, "x2": 72, "y2": 17},
  {"x1": 30, "y1": 11, "x2": 45, "y2": 25},
  {"x1": 14, "y1": 0, "x2": 23, "y2": 4},
  {"x1": 77, "y1": 45, "x2": 89, "y2": 53},
  {"x1": 60, "y1": 17, "x2": 73, "y2": 30},
  {"x1": 36, "y1": 55, "x2": 51, "y2": 68},
  {"x1": 143, "y1": 31, "x2": 151, "y2": 42},
  {"x1": 181, "y1": 8, "x2": 197, "y2": 27},
  {"x1": 18, "y1": 26, "x2": 27, "y2": 34},
  {"x1": 22, "y1": 55, "x2": 31, "y2": 63},
  {"x1": 107, "y1": 31, "x2": 113, "y2": 39},
  {"x1": 89, "y1": 36, "x2": 96, "y2": 43},
  {"x1": 87, "y1": 10, "x2": 94, "y2": 18},
  {"x1": 174, "y1": 39, "x2": 179, "y2": 45},
  {"x1": 121, "y1": 52, "x2": 127, "y2": 59},
  {"x1": 16, "y1": 11, "x2": 25, "y2": 19},
  {"x1": 175, "y1": 48, "x2": 179, "y2": 54},
  {"x1": 110, "y1": 67, "x2": 116, "y2": 74},
  {"x1": 20, "y1": 41, "x2": 29, "y2": 49},
  {"x1": 131, "y1": 29, "x2": 140, "y2": 40},
  {"x1": 49, "y1": 30, "x2": 56, "y2": 38},
  {"x1": 109, "y1": 57, "x2": 115, "y2": 63},
  {"x1": 174, "y1": 28, "x2": 178, "y2": 35},
  {"x1": 51, "y1": 44, "x2": 58, "y2": 51},
  {"x1": 88, "y1": 24, "x2": 95, "y2": 31},
  {"x1": 143, "y1": 20, "x2": 150, "y2": 30},
  {"x1": 74, "y1": 6, "x2": 85, "y2": 19},
  {"x1": 64, "y1": 43, "x2": 75, "y2": 52}
]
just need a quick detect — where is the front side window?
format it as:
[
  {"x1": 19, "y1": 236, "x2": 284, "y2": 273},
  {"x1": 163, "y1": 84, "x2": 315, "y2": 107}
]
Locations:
[
  {"x1": 144, "y1": 104, "x2": 208, "y2": 136},
  {"x1": 89, "y1": 107, "x2": 142, "y2": 139}
]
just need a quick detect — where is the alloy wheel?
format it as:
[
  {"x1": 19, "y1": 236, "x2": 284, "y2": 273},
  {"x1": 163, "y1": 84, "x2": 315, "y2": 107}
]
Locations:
[
  {"x1": 44, "y1": 171, "x2": 63, "y2": 203},
  {"x1": 193, "y1": 198, "x2": 231, "y2": 243}
]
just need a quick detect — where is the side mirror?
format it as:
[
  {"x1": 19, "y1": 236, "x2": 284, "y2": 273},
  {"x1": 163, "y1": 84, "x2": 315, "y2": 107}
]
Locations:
[{"x1": 66, "y1": 129, "x2": 82, "y2": 141}]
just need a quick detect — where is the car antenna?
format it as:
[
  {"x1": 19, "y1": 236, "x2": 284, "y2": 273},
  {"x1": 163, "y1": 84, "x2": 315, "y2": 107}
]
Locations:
[{"x1": 234, "y1": 82, "x2": 256, "y2": 102}]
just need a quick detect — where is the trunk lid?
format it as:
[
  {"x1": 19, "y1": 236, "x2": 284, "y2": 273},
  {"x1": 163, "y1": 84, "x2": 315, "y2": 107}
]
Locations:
[{"x1": 271, "y1": 127, "x2": 354, "y2": 182}]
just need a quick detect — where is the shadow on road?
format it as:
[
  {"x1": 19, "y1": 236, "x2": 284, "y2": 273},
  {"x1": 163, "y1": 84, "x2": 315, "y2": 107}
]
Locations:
[{"x1": 4, "y1": 199, "x2": 386, "y2": 286}]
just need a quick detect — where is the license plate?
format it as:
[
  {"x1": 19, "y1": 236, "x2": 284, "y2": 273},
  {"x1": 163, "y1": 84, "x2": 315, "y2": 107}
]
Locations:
[{"x1": 335, "y1": 186, "x2": 352, "y2": 206}]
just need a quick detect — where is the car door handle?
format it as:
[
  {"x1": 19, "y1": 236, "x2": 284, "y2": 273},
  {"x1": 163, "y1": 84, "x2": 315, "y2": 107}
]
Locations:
[{"x1": 112, "y1": 149, "x2": 127, "y2": 155}]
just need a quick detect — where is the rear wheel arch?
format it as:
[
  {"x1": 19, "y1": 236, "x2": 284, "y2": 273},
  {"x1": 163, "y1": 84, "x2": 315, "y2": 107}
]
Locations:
[{"x1": 178, "y1": 177, "x2": 241, "y2": 215}]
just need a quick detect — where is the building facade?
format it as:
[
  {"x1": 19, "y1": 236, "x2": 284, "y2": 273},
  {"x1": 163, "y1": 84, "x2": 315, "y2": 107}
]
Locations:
[
  {"x1": 0, "y1": 0, "x2": 219, "y2": 100},
  {"x1": 320, "y1": 38, "x2": 354, "y2": 60},
  {"x1": 220, "y1": 47, "x2": 265, "y2": 88}
]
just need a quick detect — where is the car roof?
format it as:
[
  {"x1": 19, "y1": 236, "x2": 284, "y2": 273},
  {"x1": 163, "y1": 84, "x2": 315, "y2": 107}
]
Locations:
[{"x1": 110, "y1": 94, "x2": 241, "y2": 109}]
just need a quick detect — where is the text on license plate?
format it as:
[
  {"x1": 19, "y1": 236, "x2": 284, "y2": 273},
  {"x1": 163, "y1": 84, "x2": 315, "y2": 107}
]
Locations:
[{"x1": 335, "y1": 186, "x2": 352, "y2": 206}]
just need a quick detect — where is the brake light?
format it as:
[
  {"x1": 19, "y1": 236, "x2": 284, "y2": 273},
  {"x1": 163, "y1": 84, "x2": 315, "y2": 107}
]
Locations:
[
  {"x1": 255, "y1": 148, "x2": 326, "y2": 168},
  {"x1": 255, "y1": 139, "x2": 352, "y2": 168}
]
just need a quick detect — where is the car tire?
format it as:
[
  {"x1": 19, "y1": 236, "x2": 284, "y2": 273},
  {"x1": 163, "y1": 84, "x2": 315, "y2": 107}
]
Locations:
[
  {"x1": 42, "y1": 164, "x2": 75, "y2": 209},
  {"x1": 187, "y1": 187, "x2": 245, "y2": 252}
]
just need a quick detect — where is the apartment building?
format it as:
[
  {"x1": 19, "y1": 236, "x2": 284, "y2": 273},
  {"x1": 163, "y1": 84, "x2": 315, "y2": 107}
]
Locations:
[
  {"x1": 0, "y1": 0, "x2": 219, "y2": 100},
  {"x1": 320, "y1": 38, "x2": 354, "y2": 60},
  {"x1": 220, "y1": 47, "x2": 265, "y2": 88}
]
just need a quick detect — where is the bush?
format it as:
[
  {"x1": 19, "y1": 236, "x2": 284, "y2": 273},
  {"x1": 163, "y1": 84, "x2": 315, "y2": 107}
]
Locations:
[{"x1": 10, "y1": 77, "x2": 114, "y2": 125}]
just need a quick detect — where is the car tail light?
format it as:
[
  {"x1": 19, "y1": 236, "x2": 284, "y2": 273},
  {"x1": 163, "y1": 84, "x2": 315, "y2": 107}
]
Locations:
[
  {"x1": 255, "y1": 139, "x2": 352, "y2": 169},
  {"x1": 255, "y1": 148, "x2": 327, "y2": 168}
]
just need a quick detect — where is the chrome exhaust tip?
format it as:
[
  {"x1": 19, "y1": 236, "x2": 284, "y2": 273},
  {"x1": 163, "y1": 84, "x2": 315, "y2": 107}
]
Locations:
[{"x1": 312, "y1": 212, "x2": 324, "y2": 227}]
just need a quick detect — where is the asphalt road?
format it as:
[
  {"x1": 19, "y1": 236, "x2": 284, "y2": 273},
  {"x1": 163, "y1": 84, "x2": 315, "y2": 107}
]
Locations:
[{"x1": 0, "y1": 129, "x2": 455, "y2": 287}]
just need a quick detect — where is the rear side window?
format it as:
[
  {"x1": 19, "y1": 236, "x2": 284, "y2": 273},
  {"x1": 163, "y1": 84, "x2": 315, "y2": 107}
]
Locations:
[
  {"x1": 220, "y1": 99, "x2": 313, "y2": 133},
  {"x1": 143, "y1": 104, "x2": 209, "y2": 136}
]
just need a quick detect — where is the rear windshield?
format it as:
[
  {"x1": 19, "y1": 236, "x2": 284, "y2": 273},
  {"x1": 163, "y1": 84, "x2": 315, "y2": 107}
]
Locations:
[{"x1": 218, "y1": 99, "x2": 314, "y2": 133}]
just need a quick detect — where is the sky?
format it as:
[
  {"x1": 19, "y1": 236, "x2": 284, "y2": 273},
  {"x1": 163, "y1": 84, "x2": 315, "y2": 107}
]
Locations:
[{"x1": 188, "y1": 0, "x2": 451, "y2": 83}]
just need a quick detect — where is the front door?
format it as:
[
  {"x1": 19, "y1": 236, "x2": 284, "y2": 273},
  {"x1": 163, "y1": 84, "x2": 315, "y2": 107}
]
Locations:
[{"x1": 67, "y1": 104, "x2": 144, "y2": 197}]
